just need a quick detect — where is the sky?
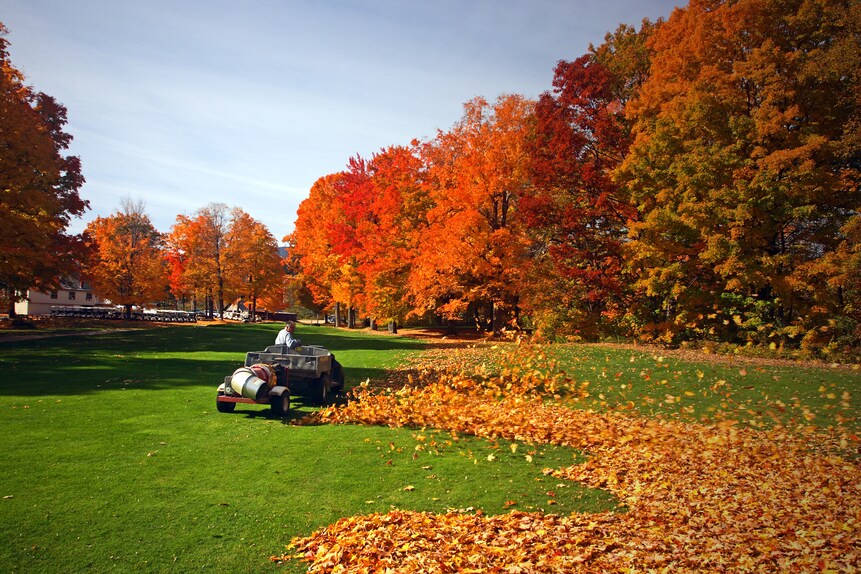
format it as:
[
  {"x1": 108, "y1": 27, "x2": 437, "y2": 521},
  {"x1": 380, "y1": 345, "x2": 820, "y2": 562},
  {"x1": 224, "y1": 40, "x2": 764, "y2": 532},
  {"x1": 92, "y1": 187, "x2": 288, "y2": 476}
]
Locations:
[{"x1": 2, "y1": 0, "x2": 681, "y2": 242}]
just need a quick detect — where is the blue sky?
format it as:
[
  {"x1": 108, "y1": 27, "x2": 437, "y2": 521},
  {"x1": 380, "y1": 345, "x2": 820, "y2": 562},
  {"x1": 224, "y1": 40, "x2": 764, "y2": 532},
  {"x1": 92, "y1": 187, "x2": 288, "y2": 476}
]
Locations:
[{"x1": 3, "y1": 0, "x2": 680, "y2": 241}]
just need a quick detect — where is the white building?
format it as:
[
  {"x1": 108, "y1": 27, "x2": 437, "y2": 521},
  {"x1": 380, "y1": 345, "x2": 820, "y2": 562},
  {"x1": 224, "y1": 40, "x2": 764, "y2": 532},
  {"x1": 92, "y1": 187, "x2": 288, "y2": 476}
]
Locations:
[{"x1": 15, "y1": 278, "x2": 104, "y2": 316}]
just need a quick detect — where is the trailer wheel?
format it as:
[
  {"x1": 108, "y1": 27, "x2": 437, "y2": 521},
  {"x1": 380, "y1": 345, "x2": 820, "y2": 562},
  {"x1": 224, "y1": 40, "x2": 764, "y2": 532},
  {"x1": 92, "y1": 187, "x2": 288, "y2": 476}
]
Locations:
[
  {"x1": 331, "y1": 360, "x2": 345, "y2": 395},
  {"x1": 312, "y1": 375, "x2": 331, "y2": 406},
  {"x1": 271, "y1": 393, "x2": 290, "y2": 417},
  {"x1": 216, "y1": 398, "x2": 235, "y2": 413}
]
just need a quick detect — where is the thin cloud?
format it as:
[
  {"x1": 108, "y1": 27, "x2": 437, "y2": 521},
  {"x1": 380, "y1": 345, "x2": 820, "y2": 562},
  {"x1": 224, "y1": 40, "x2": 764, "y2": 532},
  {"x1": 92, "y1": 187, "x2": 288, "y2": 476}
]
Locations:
[{"x1": 3, "y1": 0, "x2": 680, "y2": 239}]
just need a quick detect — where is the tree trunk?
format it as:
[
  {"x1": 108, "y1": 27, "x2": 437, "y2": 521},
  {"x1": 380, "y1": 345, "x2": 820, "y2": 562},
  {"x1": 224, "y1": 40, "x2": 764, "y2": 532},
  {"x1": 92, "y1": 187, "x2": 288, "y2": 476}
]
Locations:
[
  {"x1": 334, "y1": 302, "x2": 341, "y2": 328},
  {"x1": 6, "y1": 288, "x2": 16, "y2": 318},
  {"x1": 388, "y1": 320, "x2": 398, "y2": 334},
  {"x1": 492, "y1": 302, "x2": 504, "y2": 336}
]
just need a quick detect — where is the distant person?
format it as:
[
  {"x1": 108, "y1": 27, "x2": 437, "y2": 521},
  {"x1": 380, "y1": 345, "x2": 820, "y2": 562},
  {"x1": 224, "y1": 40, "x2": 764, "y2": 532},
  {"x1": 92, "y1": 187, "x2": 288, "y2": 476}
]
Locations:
[{"x1": 275, "y1": 320, "x2": 301, "y2": 349}]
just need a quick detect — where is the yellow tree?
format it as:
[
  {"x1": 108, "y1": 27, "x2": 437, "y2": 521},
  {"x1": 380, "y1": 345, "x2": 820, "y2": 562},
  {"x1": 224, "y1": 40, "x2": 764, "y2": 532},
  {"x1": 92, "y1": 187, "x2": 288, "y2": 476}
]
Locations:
[
  {"x1": 618, "y1": 0, "x2": 861, "y2": 344},
  {"x1": 84, "y1": 198, "x2": 167, "y2": 317}
]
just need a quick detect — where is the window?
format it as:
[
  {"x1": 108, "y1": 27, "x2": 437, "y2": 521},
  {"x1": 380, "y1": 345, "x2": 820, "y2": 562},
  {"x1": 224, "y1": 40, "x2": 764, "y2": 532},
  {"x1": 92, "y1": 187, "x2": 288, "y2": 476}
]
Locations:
[
  {"x1": 50, "y1": 291, "x2": 58, "y2": 299},
  {"x1": 86, "y1": 293, "x2": 93, "y2": 301},
  {"x1": 68, "y1": 291, "x2": 76, "y2": 301}
]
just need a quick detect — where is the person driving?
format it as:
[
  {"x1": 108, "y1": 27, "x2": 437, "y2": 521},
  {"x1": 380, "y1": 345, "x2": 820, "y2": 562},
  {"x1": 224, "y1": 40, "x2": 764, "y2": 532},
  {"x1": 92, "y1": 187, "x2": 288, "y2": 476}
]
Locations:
[{"x1": 274, "y1": 320, "x2": 301, "y2": 348}]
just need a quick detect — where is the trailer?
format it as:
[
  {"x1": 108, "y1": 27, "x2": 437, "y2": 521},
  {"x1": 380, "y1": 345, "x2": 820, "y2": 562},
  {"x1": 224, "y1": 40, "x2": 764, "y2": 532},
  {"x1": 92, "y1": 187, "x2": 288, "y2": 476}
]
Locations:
[{"x1": 216, "y1": 344, "x2": 345, "y2": 417}]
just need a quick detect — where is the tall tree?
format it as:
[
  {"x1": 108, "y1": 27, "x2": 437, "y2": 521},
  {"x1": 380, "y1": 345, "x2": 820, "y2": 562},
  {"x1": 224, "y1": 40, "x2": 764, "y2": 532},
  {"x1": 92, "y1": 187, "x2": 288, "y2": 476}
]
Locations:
[
  {"x1": 164, "y1": 203, "x2": 230, "y2": 318},
  {"x1": 359, "y1": 145, "x2": 428, "y2": 330},
  {"x1": 329, "y1": 157, "x2": 375, "y2": 326},
  {"x1": 523, "y1": 21, "x2": 655, "y2": 339},
  {"x1": 84, "y1": 198, "x2": 166, "y2": 317},
  {"x1": 222, "y1": 208, "x2": 284, "y2": 320},
  {"x1": 618, "y1": 0, "x2": 861, "y2": 343},
  {"x1": 198, "y1": 203, "x2": 230, "y2": 318},
  {"x1": 410, "y1": 95, "x2": 535, "y2": 333},
  {"x1": 289, "y1": 147, "x2": 428, "y2": 330},
  {"x1": 164, "y1": 215, "x2": 205, "y2": 312},
  {"x1": 0, "y1": 23, "x2": 88, "y2": 315},
  {"x1": 288, "y1": 173, "x2": 347, "y2": 318}
]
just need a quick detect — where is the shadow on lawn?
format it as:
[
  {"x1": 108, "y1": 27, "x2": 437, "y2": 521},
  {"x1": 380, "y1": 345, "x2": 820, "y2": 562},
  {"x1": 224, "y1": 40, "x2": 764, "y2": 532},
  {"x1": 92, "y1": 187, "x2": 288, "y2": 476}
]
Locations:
[
  {"x1": 231, "y1": 394, "x2": 348, "y2": 424},
  {"x1": 0, "y1": 324, "x2": 407, "y2": 397},
  {"x1": 0, "y1": 353, "x2": 395, "y2": 397},
  {"x1": 0, "y1": 322, "x2": 426, "y2": 354}
]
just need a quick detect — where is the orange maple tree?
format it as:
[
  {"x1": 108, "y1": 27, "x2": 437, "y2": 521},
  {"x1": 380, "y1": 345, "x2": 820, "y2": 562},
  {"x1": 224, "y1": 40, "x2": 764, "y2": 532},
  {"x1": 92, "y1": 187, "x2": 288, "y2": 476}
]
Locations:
[
  {"x1": 222, "y1": 208, "x2": 284, "y2": 319},
  {"x1": 83, "y1": 199, "x2": 166, "y2": 317},
  {"x1": 163, "y1": 215, "x2": 205, "y2": 312},
  {"x1": 409, "y1": 95, "x2": 535, "y2": 332},
  {"x1": 287, "y1": 173, "x2": 349, "y2": 320},
  {"x1": 359, "y1": 145, "x2": 428, "y2": 330},
  {"x1": 164, "y1": 203, "x2": 231, "y2": 317},
  {"x1": 289, "y1": 147, "x2": 428, "y2": 329}
]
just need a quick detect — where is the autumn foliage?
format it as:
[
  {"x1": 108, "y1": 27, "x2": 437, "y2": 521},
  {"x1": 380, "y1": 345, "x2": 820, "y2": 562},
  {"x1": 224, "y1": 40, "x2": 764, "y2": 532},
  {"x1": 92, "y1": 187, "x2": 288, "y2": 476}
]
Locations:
[
  {"x1": 287, "y1": 0, "x2": 860, "y2": 355},
  {"x1": 84, "y1": 199, "x2": 167, "y2": 316},
  {"x1": 274, "y1": 346, "x2": 860, "y2": 572},
  {"x1": 618, "y1": 0, "x2": 861, "y2": 350},
  {"x1": 164, "y1": 204, "x2": 284, "y2": 316},
  {"x1": 0, "y1": 24, "x2": 88, "y2": 314}
]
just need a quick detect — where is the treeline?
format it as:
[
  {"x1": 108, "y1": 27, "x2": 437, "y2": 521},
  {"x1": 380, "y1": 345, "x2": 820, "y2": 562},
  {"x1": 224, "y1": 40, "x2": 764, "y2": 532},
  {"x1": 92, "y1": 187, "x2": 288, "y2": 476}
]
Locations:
[
  {"x1": 289, "y1": 0, "x2": 860, "y2": 354},
  {"x1": 85, "y1": 199, "x2": 285, "y2": 319}
]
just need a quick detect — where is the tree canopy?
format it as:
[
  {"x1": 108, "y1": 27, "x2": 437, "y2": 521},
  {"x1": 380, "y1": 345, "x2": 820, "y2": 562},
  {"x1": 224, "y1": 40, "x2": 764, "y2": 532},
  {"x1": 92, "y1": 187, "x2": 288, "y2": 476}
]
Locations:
[
  {"x1": 4, "y1": 2, "x2": 858, "y2": 354},
  {"x1": 286, "y1": 0, "x2": 860, "y2": 354},
  {"x1": 0, "y1": 23, "x2": 88, "y2": 314},
  {"x1": 84, "y1": 198, "x2": 166, "y2": 317}
]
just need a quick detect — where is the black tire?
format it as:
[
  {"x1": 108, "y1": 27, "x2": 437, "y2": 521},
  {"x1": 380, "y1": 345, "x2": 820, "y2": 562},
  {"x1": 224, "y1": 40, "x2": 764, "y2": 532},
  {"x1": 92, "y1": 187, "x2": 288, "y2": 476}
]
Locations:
[
  {"x1": 271, "y1": 393, "x2": 290, "y2": 417},
  {"x1": 331, "y1": 360, "x2": 345, "y2": 395},
  {"x1": 312, "y1": 375, "x2": 331, "y2": 406},
  {"x1": 216, "y1": 398, "x2": 235, "y2": 413}
]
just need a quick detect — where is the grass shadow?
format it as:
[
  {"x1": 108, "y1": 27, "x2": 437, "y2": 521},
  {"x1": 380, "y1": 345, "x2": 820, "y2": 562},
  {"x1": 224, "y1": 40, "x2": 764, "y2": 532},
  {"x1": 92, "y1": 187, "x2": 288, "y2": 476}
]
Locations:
[{"x1": 0, "y1": 325, "x2": 411, "y2": 397}]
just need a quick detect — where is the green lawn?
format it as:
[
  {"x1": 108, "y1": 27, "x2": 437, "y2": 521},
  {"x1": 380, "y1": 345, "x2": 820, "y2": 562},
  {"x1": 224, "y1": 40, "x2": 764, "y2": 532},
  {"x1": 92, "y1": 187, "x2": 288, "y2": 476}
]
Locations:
[
  {"x1": 3, "y1": 324, "x2": 857, "y2": 573},
  {"x1": 0, "y1": 324, "x2": 616, "y2": 573},
  {"x1": 545, "y1": 344, "x2": 861, "y2": 433}
]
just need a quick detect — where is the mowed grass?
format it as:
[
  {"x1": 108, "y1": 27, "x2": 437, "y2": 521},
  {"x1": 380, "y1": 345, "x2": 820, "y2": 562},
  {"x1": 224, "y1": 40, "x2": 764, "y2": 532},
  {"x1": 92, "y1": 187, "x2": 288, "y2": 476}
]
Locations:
[
  {"x1": 0, "y1": 324, "x2": 616, "y2": 574},
  {"x1": 545, "y1": 344, "x2": 861, "y2": 434}
]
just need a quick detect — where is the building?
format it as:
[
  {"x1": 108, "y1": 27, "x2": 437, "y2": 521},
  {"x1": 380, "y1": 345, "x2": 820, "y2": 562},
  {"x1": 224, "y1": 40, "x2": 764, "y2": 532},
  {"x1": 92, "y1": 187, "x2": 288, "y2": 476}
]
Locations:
[
  {"x1": 14, "y1": 278, "x2": 104, "y2": 316},
  {"x1": 224, "y1": 298, "x2": 250, "y2": 322}
]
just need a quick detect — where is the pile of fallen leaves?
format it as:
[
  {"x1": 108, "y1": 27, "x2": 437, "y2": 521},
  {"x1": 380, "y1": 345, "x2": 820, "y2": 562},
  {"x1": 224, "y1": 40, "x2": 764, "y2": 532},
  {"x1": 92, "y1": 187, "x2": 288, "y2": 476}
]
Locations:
[{"x1": 273, "y1": 346, "x2": 860, "y2": 572}]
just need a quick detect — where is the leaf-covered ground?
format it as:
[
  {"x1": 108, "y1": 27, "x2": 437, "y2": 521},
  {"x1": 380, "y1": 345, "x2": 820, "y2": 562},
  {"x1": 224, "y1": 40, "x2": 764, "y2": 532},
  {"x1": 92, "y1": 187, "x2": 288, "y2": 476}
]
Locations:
[{"x1": 273, "y1": 342, "x2": 860, "y2": 573}]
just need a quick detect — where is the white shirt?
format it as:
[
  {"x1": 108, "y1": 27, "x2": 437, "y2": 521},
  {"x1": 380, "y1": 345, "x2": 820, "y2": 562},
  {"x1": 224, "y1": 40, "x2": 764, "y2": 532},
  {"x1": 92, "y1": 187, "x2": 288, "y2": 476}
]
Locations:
[{"x1": 275, "y1": 328, "x2": 296, "y2": 346}]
